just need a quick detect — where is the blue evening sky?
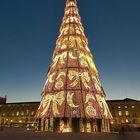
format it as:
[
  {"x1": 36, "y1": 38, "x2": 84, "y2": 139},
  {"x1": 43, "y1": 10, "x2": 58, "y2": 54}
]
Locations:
[{"x1": 0, "y1": 0, "x2": 140, "y2": 102}]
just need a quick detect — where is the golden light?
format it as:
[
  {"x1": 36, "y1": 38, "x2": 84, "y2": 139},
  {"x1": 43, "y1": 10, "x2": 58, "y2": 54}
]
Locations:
[
  {"x1": 111, "y1": 121, "x2": 114, "y2": 124},
  {"x1": 63, "y1": 128, "x2": 71, "y2": 133},
  {"x1": 35, "y1": 0, "x2": 112, "y2": 133}
]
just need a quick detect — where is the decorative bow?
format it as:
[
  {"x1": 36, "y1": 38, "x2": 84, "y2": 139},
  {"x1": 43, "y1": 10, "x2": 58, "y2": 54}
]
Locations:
[
  {"x1": 68, "y1": 71, "x2": 90, "y2": 89},
  {"x1": 41, "y1": 91, "x2": 65, "y2": 116},
  {"x1": 52, "y1": 52, "x2": 67, "y2": 67}
]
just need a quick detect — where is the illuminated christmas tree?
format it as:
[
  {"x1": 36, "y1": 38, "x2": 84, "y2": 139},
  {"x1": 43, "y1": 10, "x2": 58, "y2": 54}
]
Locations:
[{"x1": 36, "y1": 0, "x2": 112, "y2": 132}]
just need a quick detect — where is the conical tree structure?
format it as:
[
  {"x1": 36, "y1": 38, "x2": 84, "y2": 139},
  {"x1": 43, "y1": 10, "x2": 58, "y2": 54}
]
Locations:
[{"x1": 36, "y1": 0, "x2": 112, "y2": 132}]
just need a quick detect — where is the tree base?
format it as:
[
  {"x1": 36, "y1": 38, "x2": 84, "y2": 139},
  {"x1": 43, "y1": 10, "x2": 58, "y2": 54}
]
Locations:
[{"x1": 37, "y1": 118, "x2": 111, "y2": 133}]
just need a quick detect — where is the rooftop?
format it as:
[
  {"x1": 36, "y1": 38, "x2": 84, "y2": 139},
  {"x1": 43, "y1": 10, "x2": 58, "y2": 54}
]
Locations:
[{"x1": 107, "y1": 98, "x2": 140, "y2": 103}]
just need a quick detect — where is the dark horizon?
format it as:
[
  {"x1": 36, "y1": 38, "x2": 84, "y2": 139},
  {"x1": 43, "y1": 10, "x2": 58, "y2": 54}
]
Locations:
[{"x1": 0, "y1": 0, "x2": 140, "y2": 102}]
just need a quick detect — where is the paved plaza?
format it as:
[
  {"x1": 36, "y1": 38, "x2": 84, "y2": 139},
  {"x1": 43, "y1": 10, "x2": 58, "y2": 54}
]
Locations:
[{"x1": 0, "y1": 128, "x2": 140, "y2": 140}]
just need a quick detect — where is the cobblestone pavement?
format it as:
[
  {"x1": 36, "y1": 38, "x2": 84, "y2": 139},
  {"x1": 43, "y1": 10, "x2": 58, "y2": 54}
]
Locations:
[{"x1": 0, "y1": 128, "x2": 139, "y2": 140}]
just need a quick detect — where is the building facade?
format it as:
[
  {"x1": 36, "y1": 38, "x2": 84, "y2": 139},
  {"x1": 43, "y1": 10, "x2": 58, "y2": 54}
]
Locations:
[
  {"x1": 0, "y1": 98, "x2": 140, "y2": 131},
  {"x1": 107, "y1": 98, "x2": 140, "y2": 130},
  {"x1": 0, "y1": 101, "x2": 39, "y2": 129}
]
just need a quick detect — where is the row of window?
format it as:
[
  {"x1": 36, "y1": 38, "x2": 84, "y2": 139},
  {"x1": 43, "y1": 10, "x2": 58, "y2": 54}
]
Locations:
[
  {"x1": 1, "y1": 111, "x2": 35, "y2": 117},
  {"x1": 117, "y1": 111, "x2": 137, "y2": 117},
  {"x1": 117, "y1": 105, "x2": 135, "y2": 109},
  {"x1": 111, "y1": 118, "x2": 139, "y2": 124},
  {"x1": 118, "y1": 111, "x2": 129, "y2": 116},
  {"x1": 1, "y1": 118, "x2": 35, "y2": 124}
]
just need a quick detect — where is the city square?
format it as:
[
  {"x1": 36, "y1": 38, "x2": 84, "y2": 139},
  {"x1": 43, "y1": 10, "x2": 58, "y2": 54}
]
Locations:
[
  {"x1": 0, "y1": 128, "x2": 140, "y2": 140},
  {"x1": 0, "y1": 0, "x2": 140, "y2": 139}
]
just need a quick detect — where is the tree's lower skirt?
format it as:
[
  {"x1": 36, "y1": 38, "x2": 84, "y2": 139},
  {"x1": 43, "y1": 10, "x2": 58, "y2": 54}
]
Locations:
[{"x1": 37, "y1": 118, "x2": 111, "y2": 133}]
